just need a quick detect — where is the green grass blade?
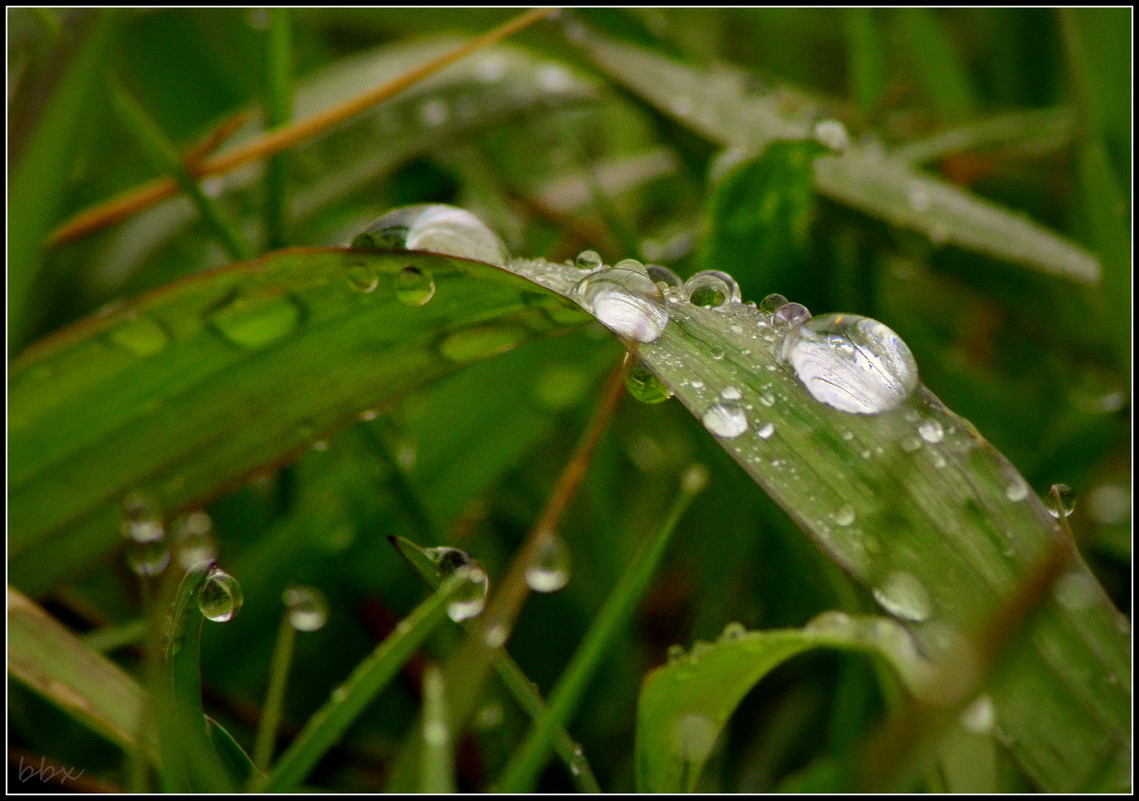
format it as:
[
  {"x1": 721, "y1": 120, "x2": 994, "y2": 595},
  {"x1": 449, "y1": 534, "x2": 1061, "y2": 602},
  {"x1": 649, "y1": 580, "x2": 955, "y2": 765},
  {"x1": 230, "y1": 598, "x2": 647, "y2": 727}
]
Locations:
[
  {"x1": 494, "y1": 466, "x2": 708, "y2": 792},
  {"x1": 8, "y1": 9, "x2": 121, "y2": 348},
  {"x1": 501, "y1": 255, "x2": 1130, "y2": 792},
  {"x1": 893, "y1": 9, "x2": 979, "y2": 122},
  {"x1": 7, "y1": 586, "x2": 157, "y2": 763},
  {"x1": 844, "y1": 9, "x2": 889, "y2": 115},
  {"x1": 258, "y1": 573, "x2": 467, "y2": 792},
  {"x1": 251, "y1": 617, "x2": 297, "y2": 777},
  {"x1": 108, "y1": 79, "x2": 253, "y2": 262},
  {"x1": 390, "y1": 535, "x2": 603, "y2": 793},
  {"x1": 9, "y1": 248, "x2": 586, "y2": 596},
  {"x1": 635, "y1": 616, "x2": 937, "y2": 793},
  {"x1": 576, "y1": 27, "x2": 1101, "y2": 284},
  {"x1": 208, "y1": 715, "x2": 260, "y2": 788},
  {"x1": 262, "y1": 7, "x2": 293, "y2": 251},
  {"x1": 419, "y1": 664, "x2": 456, "y2": 793}
]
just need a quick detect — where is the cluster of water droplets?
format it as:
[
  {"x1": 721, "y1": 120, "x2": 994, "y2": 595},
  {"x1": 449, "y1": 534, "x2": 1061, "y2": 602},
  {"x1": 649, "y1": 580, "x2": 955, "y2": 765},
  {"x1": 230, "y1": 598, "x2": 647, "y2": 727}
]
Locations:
[{"x1": 424, "y1": 545, "x2": 490, "y2": 622}]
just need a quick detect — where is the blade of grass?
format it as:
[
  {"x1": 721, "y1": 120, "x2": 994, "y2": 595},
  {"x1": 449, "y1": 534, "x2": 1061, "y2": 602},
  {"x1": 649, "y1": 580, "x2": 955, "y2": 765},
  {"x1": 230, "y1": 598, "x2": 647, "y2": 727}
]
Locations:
[
  {"x1": 7, "y1": 586, "x2": 157, "y2": 763},
  {"x1": 257, "y1": 572, "x2": 469, "y2": 792},
  {"x1": 389, "y1": 535, "x2": 603, "y2": 794},
  {"x1": 893, "y1": 9, "x2": 979, "y2": 122},
  {"x1": 48, "y1": 7, "x2": 558, "y2": 247},
  {"x1": 108, "y1": 79, "x2": 253, "y2": 262},
  {"x1": 493, "y1": 464, "x2": 709, "y2": 792},
  {"x1": 251, "y1": 615, "x2": 297, "y2": 778},
  {"x1": 891, "y1": 107, "x2": 1075, "y2": 166},
  {"x1": 262, "y1": 7, "x2": 293, "y2": 251},
  {"x1": 844, "y1": 9, "x2": 889, "y2": 116},
  {"x1": 419, "y1": 664, "x2": 456, "y2": 793}
]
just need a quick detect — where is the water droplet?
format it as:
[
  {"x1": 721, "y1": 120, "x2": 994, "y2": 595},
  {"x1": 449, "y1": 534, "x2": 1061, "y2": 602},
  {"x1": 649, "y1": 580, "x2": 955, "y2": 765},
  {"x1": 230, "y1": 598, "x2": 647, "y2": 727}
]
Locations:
[
  {"x1": 438, "y1": 323, "x2": 530, "y2": 362},
  {"x1": 759, "y1": 293, "x2": 789, "y2": 314},
  {"x1": 900, "y1": 435, "x2": 923, "y2": 452},
  {"x1": 681, "y1": 464, "x2": 710, "y2": 495},
  {"x1": 613, "y1": 257, "x2": 647, "y2": 274},
  {"x1": 198, "y1": 567, "x2": 244, "y2": 623},
  {"x1": 418, "y1": 98, "x2": 449, "y2": 127},
  {"x1": 1004, "y1": 478, "x2": 1028, "y2": 502},
  {"x1": 525, "y1": 536, "x2": 571, "y2": 593},
  {"x1": 666, "y1": 644, "x2": 688, "y2": 665},
  {"x1": 574, "y1": 249, "x2": 603, "y2": 270},
  {"x1": 646, "y1": 263, "x2": 682, "y2": 289},
  {"x1": 830, "y1": 505, "x2": 855, "y2": 526},
  {"x1": 773, "y1": 302, "x2": 811, "y2": 327},
  {"x1": 813, "y1": 118, "x2": 850, "y2": 153},
  {"x1": 702, "y1": 400, "x2": 748, "y2": 438},
  {"x1": 284, "y1": 585, "x2": 329, "y2": 632},
  {"x1": 347, "y1": 263, "x2": 378, "y2": 293},
  {"x1": 394, "y1": 265, "x2": 436, "y2": 306},
  {"x1": 536, "y1": 63, "x2": 573, "y2": 92},
  {"x1": 571, "y1": 268, "x2": 669, "y2": 343},
  {"x1": 683, "y1": 270, "x2": 741, "y2": 308},
  {"x1": 805, "y1": 610, "x2": 853, "y2": 634},
  {"x1": 719, "y1": 621, "x2": 747, "y2": 642},
  {"x1": 127, "y1": 538, "x2": 170, "y2": 576},
  {"x1": 720, "y1": 386, "x2": 742, "y2": 401},
  {"x1": 170, "y1": 511, "x2": 217, "y2": 570},
  {"x1": 960, "y1": 695, "x2": 996, "y2": 735},
  {"x1": 1046, "y1": 483, "x2": 1076, "y2": 519},
  {"x1": 872, "y1": 572, "x2": 932, "y2": 622},
  {"x1": 670, "y1": 713, "x2": 718, "y2": 762},
  {"x1": 484, "y1": 622, "x2": 510, "y2": 648},
  {"x1": 757, "y1": 422, "x2": 775, "y2": 439},
  {"x1": 425, "y1": 546, "x2": 490, "y2": 622},
  {"x1": 209, "y1": 292, "x2": 302, "y2": 349},
  {"x1": 625, "y1": 357, "x2": 673, "y2": 404},
  {"x1": 121, "y1": 491, "x2": 164, "y2": 543},
  {"x1": 780, "y1": 313, "x2": 919, "y2": 415},
  {"x1": 352, "y1": 204, "x2": 509, "y2": 267},
  {"x1": 108, "y1": 316, "x2": 169, "y2": 356},
  {"x1": 918, "y1": 419, "x2": 944, "y2": 444}
]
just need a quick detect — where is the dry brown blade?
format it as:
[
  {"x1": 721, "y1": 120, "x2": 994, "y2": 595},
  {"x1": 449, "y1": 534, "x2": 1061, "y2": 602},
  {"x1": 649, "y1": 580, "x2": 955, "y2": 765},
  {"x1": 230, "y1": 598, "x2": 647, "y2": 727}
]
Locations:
[
  {"x1": 48, "y1": 8, "x2": 559, "y2": 247},
  {"x1": 181, "y1": 110, "x2": 256, "y2": 171}
]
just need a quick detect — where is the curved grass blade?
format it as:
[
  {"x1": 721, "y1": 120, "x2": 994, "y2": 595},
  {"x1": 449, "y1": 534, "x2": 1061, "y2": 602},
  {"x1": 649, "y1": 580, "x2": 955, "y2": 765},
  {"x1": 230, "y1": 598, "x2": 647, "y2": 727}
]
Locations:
[
  {"x1": 10, "y1": 248, "x2": 586, "y2": 596},
  {"x1": 390, "y1": 535, "x2": 603, "y2": 793},
  {"x1": 258, "y1": 573, "x2": 468, "y2": 792},
  {"x1": 635, "y1": 616, "x2": 940, "y2": 793},
  {"x1": 501, "y1": 255, "x2": 1130, "y2": 792},
  {"x1": 208, "y1": 715, "x2": 259, "y2": 788},
  {"x1": 576, "y1": 26, "x2": 1101, "y2": 284},
  {"x1": 7, "y1": 586, "x2": 157, "y2": 763}
]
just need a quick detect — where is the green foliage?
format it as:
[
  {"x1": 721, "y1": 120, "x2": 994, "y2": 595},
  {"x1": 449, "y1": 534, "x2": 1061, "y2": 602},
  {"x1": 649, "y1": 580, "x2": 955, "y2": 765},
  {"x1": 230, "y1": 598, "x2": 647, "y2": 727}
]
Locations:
[{"x1": 7, "y1": 8, "x2": 1129, "y2": 794}]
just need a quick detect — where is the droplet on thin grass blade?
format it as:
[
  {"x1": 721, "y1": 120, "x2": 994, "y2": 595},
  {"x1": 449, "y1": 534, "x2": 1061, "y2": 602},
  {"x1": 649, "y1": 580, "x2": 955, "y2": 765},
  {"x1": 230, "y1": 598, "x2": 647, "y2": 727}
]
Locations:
[
  {"x1": 199, "y1": 568, "x2": 244, "y2": 623},
  {"x1": 284, "y1": 585, "x2": 329, "y2": 632},
  {"x1": 525, "y1": 536, "x2": 571, "y2": 593}
]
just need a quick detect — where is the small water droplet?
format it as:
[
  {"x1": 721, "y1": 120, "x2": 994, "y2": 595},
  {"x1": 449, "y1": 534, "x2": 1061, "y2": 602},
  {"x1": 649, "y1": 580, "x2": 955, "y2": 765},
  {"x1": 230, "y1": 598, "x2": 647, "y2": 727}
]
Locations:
[
  {"x1": 575, "y1": 249, "x2": 603, "y2": 270},
  {"x1": 759, "y1": 293, "x2": 789, "y2": 314},
  {"x1": 670, "y1": 713, "x2": 718, "y2": 762},
  {"x1": 780, "y1": 313, "x2": 919, "y2": 415},
  {"x1": 813, "y1": 118, "x2": 850, "y2": 153},
  {"x1": 872, "y1": 572, "x2": 932, "y2": 622},
  {"x1": 702, "y1": 400, "x2": 748, "y2": 438},
  {"x1": 394, "y1": 265, "x2": 436, "y2": 306},
  {"x1": 525, "y1": 536, "x2": 571, "y2": 593},
  {"x1": 613, "y1": 257, "x2": 647, "y2": 274},
  {"x1": 683, "y1": 270, "x2": 741, "y2": 308},
  {"x1": 425, "y1": 546, "x2": 490, "y2": 622},
  {"x1": 681, "y1": 464, "x2": 710, "y2": 495},
  {"x1": 347, "y1": 263, "x2": 379, "y2": 293},
  {"x1": 625, "y1": 357, "x2": 673, "y2": 404},
  {"x1": 198, "y1": 567, "x2": 244, "y2": 623},
  {"x1": 418, "y1": 98, "x2": 449, "y2": 127},
  {"x1": 572, "y1": 268, "x2": 669, "y2": 343},
  {"x1": 805, "y1": 610, "x2": 853, "y2": 633},
  {"x1": 900, "y1": 435, "x2": 923, "y2": 452},
  {"x1": 127, "y1": 538, "x2": 170, "y2": 576},
  {"x1": 666, "y1": 644, "x2": 688, "y2": 665},
  {"x1": 918, "y1": 419, "x2": 943, "y2": 444},
  {"x1": 284, "y1": 585, "x2": 329, "y2": 632},
  {"x1": 960, "y1": 695, "x2": 996, "y2": 735},
  {"x1": 352, "y1": 204, "x2": 509, "y2": 267},
  {"x1": 773, "y1": 302, "x2": 811, "y2": 327},
  {"x1": 108, "y1": 315, "x2": 169, "y2": 356},
  {"x1": 209, "y1": 292, "x2": 303, "y2": 349},
  {"x1": 757, "y1": 422, "x2": 775, "y2": 439},
  {"x1": 719, "y1": 621, "x2": 747, "y2": 642},
  {"x1": 831, "y1": 505, "x2": 855, "y2": 526},
  {"x1": 483, "y1": 622, "x2": 510, "y2": 648},
  {"x1": 121, "y1": 491, "x2": 164, "y2": 543},
  {"x1": 536, "y1": 63, "x2": 573, "y2": 92},
  {"x1": 720, "y1": 386, "x2": 742, "y2": 401},
  {"x1": 646, "y1": 263, "x2": 682, "y2": 289},
  {"x1": 1004, "y1": 478, "x2": 1028, "y2": 502},
  {"x1": 1046, "y1": 483, "x2": 1076, "y2": 519},
  {"x1": 170, "y1": 511, "x2": 216, "y2": 570}
]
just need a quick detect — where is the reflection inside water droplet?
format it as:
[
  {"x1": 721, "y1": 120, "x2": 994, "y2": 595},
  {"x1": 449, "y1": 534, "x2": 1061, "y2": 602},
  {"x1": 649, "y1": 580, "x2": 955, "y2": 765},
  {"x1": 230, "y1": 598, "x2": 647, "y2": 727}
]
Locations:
[
  {"x1": 572, "y1": 268, "x2": 669, "y2": 343},
  {"x1": 425, "y1": 546, "x2": 489, "y2": 622},
  {"x1": 1046, "y1": 483, "x2": 1076, "y2": 519},
  {"x1": 395, "y1": 265, "x2": 436, "y2": 306}
]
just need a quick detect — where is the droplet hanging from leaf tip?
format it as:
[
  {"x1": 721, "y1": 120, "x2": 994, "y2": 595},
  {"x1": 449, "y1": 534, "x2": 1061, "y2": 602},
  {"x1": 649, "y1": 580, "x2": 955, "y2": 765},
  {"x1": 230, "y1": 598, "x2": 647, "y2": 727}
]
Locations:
[{"x1": 199, "y1": 568, "x2": 244, "y2": 623}]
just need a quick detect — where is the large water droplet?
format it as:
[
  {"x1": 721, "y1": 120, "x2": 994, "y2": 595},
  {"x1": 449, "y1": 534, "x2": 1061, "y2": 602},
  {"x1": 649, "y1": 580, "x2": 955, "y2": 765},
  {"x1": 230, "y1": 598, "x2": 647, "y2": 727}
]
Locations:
[
  {"x1": 394, "y1": 265, "x2": 436, "y2": 306},
  {"x1": 121, "y1": 491, "x2": 164, "y2": 543},
  {"x1": 284, "y1": 585, "x2": 329, "y2": 632},
  {"x1": 525, "y1": 536, "x2": 571, "y2": 593},
  {"x1": 108, "y1": 315, "x2": 169, "y2": 356},
  {"x1": 209, "y1": 292, "x2": 303, "y2": 349},
  {"x1": 625, "y1": 356, "x2": 673, "y2": 404},
  {"x1": 351, "y1": 204, "x2": 509, "y2": 267},
  {"x1": 170, "y1": 510, "x2": 217, "y2": 570},
  {"x1": 198, "y1": 567, "x2": 244, "y2": 622},
  {"x1": 571, "y1": 268, "x2": 669, "y2": 343},
  {"x1": 1046, "y1": 483, "x2": 1076, "y2": 519},
  {"x1": 759, "y1": 293, "x2": 789, "y2": 314},
  {"x1": 773, "y1": 302, "x2": 811, "y2": 327},
  {"x1": 702, "y1": 400, "x2": 748, "y2": 438},
  {"x1": 780, "y1": 313, "x2": 919, "y2": 415},
  {"x1": 683, "y1": 270, "x2": 741, "y2": 308},
  {"x1": 425, "y1": 546, "x2": 490, "y2": 622},
  {"x1": 872, "y1": 571, "x2": 932, "y2": 622}
]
